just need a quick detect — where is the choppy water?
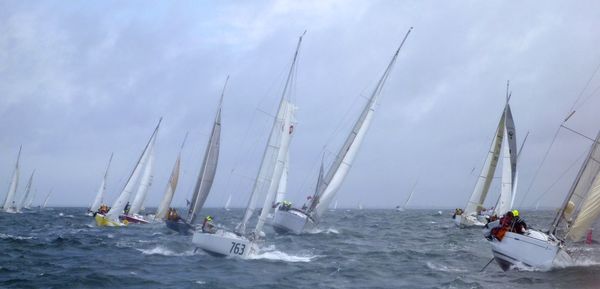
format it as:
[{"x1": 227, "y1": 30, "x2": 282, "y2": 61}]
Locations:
[{"x1": 1, "y1": 208, "x2": 600, "y2": 288}]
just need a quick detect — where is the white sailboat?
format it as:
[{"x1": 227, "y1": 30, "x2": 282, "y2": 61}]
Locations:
[
  {"x1": 17, "y1": 170, "x2": 35, "y2": 212},
  {"x1": 26, "y1": 188, "x2": 36, "y2": 209},
  {"x1": 122, "y1": 135, "x2": 156, "y2": 224},
  {"x1": 42, "y1": 189, "x2": 52, "y2": 208},
  {"x1": 271, "y1": 28, "x2": 412, "y2": 235},
  {"x1": 224, "y1": 195, "x2": 232, "y2": 211},
  {"x1": 454, "y1": 86, "x2": 518, "y2": 228},
  {"x1": 192, "y1": 33, "x2": 302, "y2": 257},
  {"x1": 397, "y1": 178, "x2": 418, "y2": 211},
  {"x1": 95, "y1": 119, "x2": 161, "y2": 227},
  {"x1": 485, "y1": 130, "x2": 600, "y2": 271},
  {"x1": 87, "y1": 154, "x2": 113, "y2": 216},
  {"x1": 2, "y1": 146, "x2": 21, "y2": 213}
]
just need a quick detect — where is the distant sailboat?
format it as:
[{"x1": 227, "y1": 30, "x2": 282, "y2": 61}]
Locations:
[
  {"x1": 358, "y1": 203, "x2": 363, "y2": 210},
  {"x1": 42, "y1": 189, "x2": 52, "y2": 208},
  {"x1": 271, "y1": 28, "x2": 412, "y2": 235},
  {"x1": 17, "y1": 170, "x2": 35, "y2": 212},
  {"x1": 454, "y1": 83, "x2": 518, "y2": 228},
  {"x1": 224, "y1": 195, "x2": 232, "y2": 211},
  {"x1": 95, "y1": 119, "x2": 161, "y2": 227},
  {"x1": 166, "y1": 77, "x2": 226, "y2": 234},
  {"x1": 330, "y1": 200, "x2": 338, "y2": 211},
  {"x1": 192, "y1": 33, "x2": 302, "y2": 257},
  {"x1": 485, "y1": 129, "x2": 600, "y2": 271},
  {"x1": 2, "y1": 146, "x2": 21, "y2": 213},
  {"x1": 397, "y1": 178, "x2": 419, "y2": 211},
  {"x1": 87, "y1": 154, "x2": 113, "y2": 216}
]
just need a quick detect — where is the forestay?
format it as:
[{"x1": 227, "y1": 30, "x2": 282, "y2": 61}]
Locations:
[{"x1": 185, "y1": 79, "x2": 226, "y2": 225}]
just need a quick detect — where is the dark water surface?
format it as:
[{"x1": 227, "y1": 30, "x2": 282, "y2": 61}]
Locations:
[{"x1": 1, "y1": 208, "x2": 600, "y2": 288}]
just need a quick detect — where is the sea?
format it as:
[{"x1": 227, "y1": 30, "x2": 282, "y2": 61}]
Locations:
[{"x1": 1, "y1": 208, "x2": 600, "y2": 289}]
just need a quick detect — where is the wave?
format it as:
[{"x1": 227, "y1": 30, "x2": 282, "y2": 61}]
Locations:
[
  {"x1": 306, "y1": 228, "x2": 339, "y2": 235},
  {"x1": 137, "y1": 246, "x2": 198, "y2": 257},
  {"x1": 426, "y1": 261, "x2": 468, "y2": 273},
  {"x1": 0, "y1": 233, "x2": 33, "y2": 240},
  {"x1": 248, "y1": 246, "x2": 318, "y2": 263}
]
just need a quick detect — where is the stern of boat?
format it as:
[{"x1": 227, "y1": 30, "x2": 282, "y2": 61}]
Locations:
[
  {"x1": 272, "y1": 209, "x2": 311, "y2": 234},
  {"x1": 490, "y1": 230, "x2": 563, "y2": 271},
  {"x1": 95, "y1": 214, "x2": 127, "y2": 227},
  {"x1": 192, "y1": 229, "x2": 255, "y2": 258}
]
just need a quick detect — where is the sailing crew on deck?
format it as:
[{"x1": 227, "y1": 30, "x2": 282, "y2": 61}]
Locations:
[
  {"x1": 280, "y1": 201, "x2": 292, "y2": 211},
  {"x1": 510, "y1": 210, "x2": 527, "y2": 234},
  {"x1": 490, "y1": 211, "x2": 514, "y2": 241},
  {"x1": 202, "y1": 215, "x2": 216, "y2": 233},
  {"x1": 167, "y1": 208, "x2": 180, "y2": 221},
  {"x1": 124, "y1": 202, "x2": 131, "y2": 214}
]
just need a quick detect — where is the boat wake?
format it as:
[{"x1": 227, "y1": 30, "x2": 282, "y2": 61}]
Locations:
[
  {"x1": 306, "y1": 228, "x2": 339, "y2": 235},
  {"x1": 426, "y1": 261, "x2": 468, "y2": 273},
  {"x1": 248, "y1": 246, "x2": 318, "y2": 263},
  {"x1": 0, "y1": 233, "x2": 33, "y2": 240},
  {"x1": 137, "y1": 245, "x2": 199, "y2": 257}
]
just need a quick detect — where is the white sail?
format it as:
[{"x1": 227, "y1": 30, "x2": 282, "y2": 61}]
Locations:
[
  {"x1": 275, "y1": 152, "x2": 290, "y2": 204},
  {"x1": 185, "y1": 79, "x2": 226, "y2": 225},
  {"x1": 256, "y1": 101, "x2": 296, "y2": 234},
  {"x1": 3, "y1": 146, "x2": 21, "y2": 212},
  {"x1": 106, "y1": 120, "x2": 160, "y2": 221},
  {"x1": 224, "y1": 194, "x2": 232, "y2": 210},
  {"x1": 90, "y1": 154, "x2": 113, "y2": 213},
  {"x1": 238, "y1": 34, "x2": 304, "y2": 235},
  {"x1": 17, "y1": 170, "x2": 35, "y2": 211},
  {"x1": 42, "y1": 190, "x2": 52, "y2": 208},
  {"x1": 309, "y1": 29, "x2": 412, "y2": 221},
  {"x1": 494, "y1": 127, "x2": 513, "y2": 216},
  {"x1": 155, "y1": 155, "x2": 181, "y2": 220},
  {"x1": 26, "y1": 188, "x2": 36, "y2": 209},
  {"x1": 551, "y1": 131, "x2": 600, "y2": 242},
  {"x1": 403, "y1": 178, "x2": 419, "y2": 210},
  {"x1": 465, "y1": 113, "x2": 505, "y2": 216},
  {"x1": 333, "y1": 200, "x2": 338, "y2": 210},
  {"x1": 129, "y1": 139, "x2": 156, "y2": 216}
]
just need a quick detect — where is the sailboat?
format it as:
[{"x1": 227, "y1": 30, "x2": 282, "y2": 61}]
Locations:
[
  {"x1": 121, "y1": 133, "x2": 156, "y2": 224},
  {"x1": 2, "y1": 146, "x2": 21, "y2": 213},
  {"x1": 397, "y1": 178, "x2": 418, "y2": 211},
  {"x1": 95, "y1": 119, "x2": 161, "y2": 227},
  {"x1": 166, "y1": 77, "x2": 226, "y2": 234},
  {"x1": 330, "y1": 200, "x2": 338, "y2": 212},
  {"x1": 17, "y1": 170, "x2": 35, "y2": 212},
  {"x1": 191, "y1": 33, "x2": 302, "y2": 257},
  {"x1": 454, "y1": 85, "x2": 518, "y2": 228},
  {"x1": 485, "y1": 130, "x2": 600, "y2": 271},
  {"x1": 42, "y1": 189, "x2": 52, "y2": 208},
  {"x1": 271, "y1": 28, "x2": 412, "y2": 235},
  {"x1": 87, "y1": 154, "x2": 113, "y2": 216},
  {"x1": 224, "y1": 195, "x2": 232, "y2": 211},
  {"x1": 154, "y1": 133, "x2": 187, "y2": 222}
]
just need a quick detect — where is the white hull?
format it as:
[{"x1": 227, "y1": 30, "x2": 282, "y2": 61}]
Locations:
[
  {"x1": 453, "y1": 214, "x2": 486, "y2": 228},
  {"x1": 490, "y1": 230, "x2": 572, "y2": 271},
  {"x1": 192, "y1": 229, "x2": 256, "y2": 258},
  {"x1": 271, "y1": 209, "x2": 316, "y2": 234}
]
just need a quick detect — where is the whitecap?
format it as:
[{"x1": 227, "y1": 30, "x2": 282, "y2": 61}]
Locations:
[
  {"x1": 426, "y1": 261, "x2": 468, "y2": 273},
  {"x1": 196, "y1": 281, "x2": 206, "y2": 285},
  {"x1": 0, "y1": 233, "x2": 33, "y2": 240},
  {"x1": 58, "y1": 213, "x2": 64, "y2": 216},
  {"x1": 137, "y1": 246, "x2": 197, "y2": 257},
  {"x1": 306, "y1": 228, "x2": 339, "y2": 235},
  {"x1": 248, "y1": 247, "x2": 317, "y2": 263}
]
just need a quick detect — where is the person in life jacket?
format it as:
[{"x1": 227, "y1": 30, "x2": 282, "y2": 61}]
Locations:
[
  {"x1": 510, "y1": 210, "x2": 527, "y2": 234},
  {"x1": 452, "y1": 208, "x2": 463, "y2": 219},
  {"x1": 202, "y1": 215, "x2": 216, "y2": 233},
  {"x1": 167, "y1": 208, "x2": 180, "y2": 221},
  {"x1": 124, "y1": 202, "x2": 131, "y2": 215},
  {"x1": 280, "y1": 201, "x2": 292, "y2": 211},
  {"x1": 490, "y1": 211, "x2": 514, "y2": 241}
]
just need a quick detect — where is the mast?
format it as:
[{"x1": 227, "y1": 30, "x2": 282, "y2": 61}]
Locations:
[
  {"x1": 106, "y1": 119, "x2": 161, "y2": 221},
  {"x1": 238, "y1": 32, "x2": 304, "y2": 235},
  {"x1": 185, "y1": 76, "x2": 227, "y2": 224},
  {"x1": 90, "y1": 153, "x2": 113, "y2": 213},
  {"x1": 308, "y1": 27, "x2": 413, "y2": 220},
  {"x1": 403, "y1": 178, "x2": 419, "y2": 209}
]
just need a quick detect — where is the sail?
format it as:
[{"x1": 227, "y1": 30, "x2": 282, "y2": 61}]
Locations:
[
  {"x1": 106, "y1": 120, "x2": 161, "y2": 221},
  {"x1": 403, "y1": 178, "x2": 419, "y2": 209},
  {"x1": 129, "y1": 139, "x2": 156, "y2": 215},
  {"x1": 275, "y1": 152, "x2": 290, "y2": 204},
  {"x1": 551, "y1": 131, "x2": 600, "y2": 241},
  {"x1": 155, "y1": 154, "x2": 181, "y2": 220},
  {"x1": 464, "y1": 112, "x2": 505, "y2": 216},
  {"x1": 18, "y1": 170, "x2": 35, "y2": 211},
  {"x1": 333, "y1": 200, "x2": 338, "y2": 210},
  {"x1": 256, "y1": 101, "x2": 296, "y2": 234},
  {"x1": 224, "y1": 194, "x2": 232, "y2": 210},
  {"x1": 238, "y1": 33, "x2": 304, "y2": 235},
  {"x1": 494, "y1": 127, "x2": 514, "y2": 216},
  {"x1": 309, "y1": 28, "x2": 412, "y2": 220},
  {"x1": 42, "y1": 190, "x2": 52, "y2": 208},
  {"x1": 185, "y1": 80, "x2": 226, "y2": 225},
  {"x1": 26, "y1": 188, "x2": 36, "y2": 209},
  {"x1": 90, "y1": 154, "x2": 113, "y2": 213},
  {"x1": 3, "y1": 146, "x2": 21, "y2": 212}
]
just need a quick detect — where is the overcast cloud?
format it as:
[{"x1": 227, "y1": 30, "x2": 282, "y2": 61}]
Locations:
[{"x1": 1, "y1": 0, "x2": 600, "y2": 209}]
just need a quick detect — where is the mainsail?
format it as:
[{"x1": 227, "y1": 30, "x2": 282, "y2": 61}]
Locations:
[
  {"x1": 551, "y1": 131, "x2": 600, "y2": 242},
  {"x1": 185, "y1": 78, "x2": 226, "y2": 225},
  {"x1": 275, "y1": 152, "x2": 290, "y2": 204},
  {"x1": 42, "y1": 190, "x2": 52, "y2": 208},
  {"x1": 129, "y1": 138, "x2": 156, "y2": 216},
  {"x1": 2, "y1": 146, "x2": 21, "y2": 212},
  {"x1": 90, "y1": 154, "x2": 113, "y2": 213},
  {"x1": 17, "y1": 170, "x2": 35, "y2": 211},
  {"x1": 308, "y1": 28, "x2": 412, "y2": 221},
  {"x1": 155, "y1": 134, "x2": 187, "y2": 220},
  {"x1": 106, "y1": 119, "x2": 161, "y2": 221},
  {"x1": 403, "y1": 178, "x2": 419, "y2": 210},
  {"x1": 494, "y1": 105, "x2": 517, "y2": 216},
  {"x1": 238, "y1": 33, "x2": 303, "y2": 235}
]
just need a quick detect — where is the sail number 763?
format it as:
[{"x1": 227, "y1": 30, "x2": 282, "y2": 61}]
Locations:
[{"x1": 230, "y1": 242, "x2": 246, "y2": 255}]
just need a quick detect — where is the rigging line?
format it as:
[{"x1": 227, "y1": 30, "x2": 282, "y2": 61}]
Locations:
[
  {"x1": 532, "y1": 151, "x2": 587, "y2": 206},
  {"x1": 570, "y1": 56, "x2": 600, "y2": 112},
  {"x1": 560, "y1": 124, "x2": 598, "y2": 143}
]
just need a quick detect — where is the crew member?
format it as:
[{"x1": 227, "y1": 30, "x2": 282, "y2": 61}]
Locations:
[
  {"x1": 510, "y1": 210, "x2": 527, "y2": 234},
  {"x1": 202, "y1": 215, "x2": 216, "y2": 233}
]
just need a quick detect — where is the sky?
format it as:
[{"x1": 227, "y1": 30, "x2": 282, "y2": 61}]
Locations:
[{"x1": 1, "y1": 0, "x2": 600, "y2": 209}]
